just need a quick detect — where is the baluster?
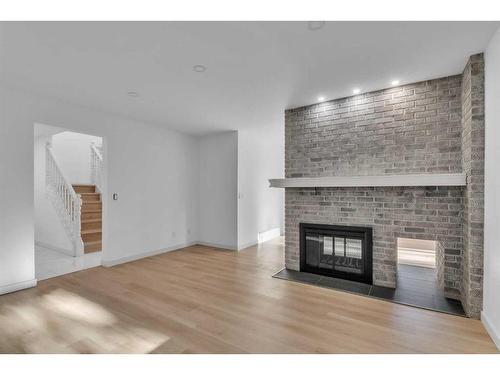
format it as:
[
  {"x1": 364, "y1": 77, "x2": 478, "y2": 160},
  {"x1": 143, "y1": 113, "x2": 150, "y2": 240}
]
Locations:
[{"x1": 46, "y1": 143, "x2": 83, "y2": 252}]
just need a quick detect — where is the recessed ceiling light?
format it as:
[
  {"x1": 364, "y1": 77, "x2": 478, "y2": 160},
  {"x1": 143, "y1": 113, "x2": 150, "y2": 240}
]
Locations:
[
  {"x1": 318, "y1": 96, "x2": 325, "y2": 102},
  {"x1": 127, "y1": 91, "x2": 139, "y2": 98},
  {"x1": 391, "y1": 80, "x2": 400, "y2": 86},
  {"x1": 352, "y1": 88, "x2": 361, "y2": 95},
  {"x1": 307, "y1": 21, "x2": 325, "y2": 31},
  {"x1": 193, "y1": 64, "x2": 207, "y2": 73}
]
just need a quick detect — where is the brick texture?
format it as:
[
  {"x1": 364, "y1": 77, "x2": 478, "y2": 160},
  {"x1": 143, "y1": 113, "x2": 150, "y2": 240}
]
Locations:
[
  {"x1": 285, "y1": 76, "x2": 462, "y2": 178},
  {"x1": 285, "y1": 187, "x2": 463, "y2": 293},
  {"x1": 461, "y1": 53, "x2": 485, "y2": 318},
  {"x1": 436, "y1": 241, "x2": 445, "y2": 291},
  {"x1": 284, "y1": 58, "x2": 485, "y2": 317}
]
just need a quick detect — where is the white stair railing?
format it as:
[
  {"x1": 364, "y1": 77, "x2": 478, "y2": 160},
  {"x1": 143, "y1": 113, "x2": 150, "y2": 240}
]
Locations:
[
  {"x1": 90, "y1": 142, "x2": 103, "y2": 193},
  {"x1": 45, "y1": 141, "x2": 84, "y2": 255}
]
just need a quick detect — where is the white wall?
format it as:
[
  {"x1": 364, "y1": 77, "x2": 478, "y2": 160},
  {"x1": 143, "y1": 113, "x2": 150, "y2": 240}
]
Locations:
[
  {"x1": 198, "y1": 131, "x2": 238, "y2": 250},
  {"x1": 34, "y1": 126, "x2": 74, "y2": 254},
  {"x1": 0, "y1": 90, "x2": 36, "y2": 292},
  {"x1": 51, "y1": 131, "x2": 102, "y2": 185},
  {"x1": 483, "y1": 26, "x2": 500, "y2": 349},
  {"x1": 237, "y1": 127, "x2": 284, "y2": 249},
  {"x1": 0, "y1": 84, "x2": 200, "y2": 293},
  {"x1": 0, "y1": 83, "x2": 284, "y2": 295}
]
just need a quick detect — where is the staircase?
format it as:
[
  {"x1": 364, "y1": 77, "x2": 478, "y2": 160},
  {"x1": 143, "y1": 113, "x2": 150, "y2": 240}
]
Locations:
[{"x1": 73, "y1": 184, "x2": 102, "y2": 253}]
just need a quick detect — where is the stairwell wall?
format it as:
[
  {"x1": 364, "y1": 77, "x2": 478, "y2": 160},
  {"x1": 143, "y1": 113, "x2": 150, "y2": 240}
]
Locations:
[
  {"x1": 51, "y1": 131, "x2": 103, "y2": 185},
  {"x1": 33, "y1": 129, "x2": 75, "y2": 255}
]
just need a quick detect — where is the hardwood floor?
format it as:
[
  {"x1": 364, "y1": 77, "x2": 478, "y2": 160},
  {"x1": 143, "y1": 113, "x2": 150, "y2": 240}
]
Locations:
[{"x1": 0, "y1": 237, "x2": 497, "y2": 353}]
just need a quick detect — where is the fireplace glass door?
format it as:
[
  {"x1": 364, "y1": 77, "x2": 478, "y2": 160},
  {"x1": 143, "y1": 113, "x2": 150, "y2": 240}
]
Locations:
[{"x1": 300, "y1": 224, "x2": 372, "y2": 284}]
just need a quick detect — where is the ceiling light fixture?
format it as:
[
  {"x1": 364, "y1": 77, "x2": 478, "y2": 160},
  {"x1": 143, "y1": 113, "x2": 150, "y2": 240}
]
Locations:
[
  {"x1": 318, "y1": 96, "x2": 325, "y2": 102},
  {"x1": 391, "y1": 80, "x2": 400, "y2": 86},
  {"x1": 352, "y1": 88, "x2": 361, "y2": 95},
  {"x1": 193, "y1": 64, "x2": 207, "y2": 73},
  {"x1": 127, "y1": 91, "x2": 139, "y2": 98},
  {"x1": 307, "y1": 21, "x2": 325, "y2": 31}
]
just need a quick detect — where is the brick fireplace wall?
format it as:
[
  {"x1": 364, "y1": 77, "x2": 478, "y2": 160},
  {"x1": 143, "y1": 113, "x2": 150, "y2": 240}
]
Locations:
[
  {"x1": 461, "y1": 54, "x2": 485, "y2": 318},
  {"x1": 284, "y1": 54, "x2": 485, "y2": 316},
  {"x1": 285, "y1": 187, "x2": 463, "y2": 291},
  {"x1": 285, "y1": 76, "x2": 462, "y2": 177}
]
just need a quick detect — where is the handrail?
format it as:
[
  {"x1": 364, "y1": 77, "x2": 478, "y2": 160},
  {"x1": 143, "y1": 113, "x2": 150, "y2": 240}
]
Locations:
[
  {"x1": 45, "y1": 141, "x2": 84, "y2": 255},
  {"x1": 46, "y1": 146, "x2": 79, "y2": 201},
  {"x1": 90, "y1": 143, "x2": 103, "y2": 162},
  {"x1": 90, "y1": 143, "x2": 103, "y2": 193}
]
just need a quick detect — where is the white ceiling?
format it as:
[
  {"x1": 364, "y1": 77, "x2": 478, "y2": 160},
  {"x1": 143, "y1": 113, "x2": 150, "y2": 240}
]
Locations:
[{"x1": 0, "y1": 21, "x2": 498, "y2": 135}]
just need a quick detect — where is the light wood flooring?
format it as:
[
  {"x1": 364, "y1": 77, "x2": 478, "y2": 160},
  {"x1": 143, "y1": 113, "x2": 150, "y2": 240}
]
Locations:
[{"x1": 0, "y1": 237, "x2": 497, "y2": 353}]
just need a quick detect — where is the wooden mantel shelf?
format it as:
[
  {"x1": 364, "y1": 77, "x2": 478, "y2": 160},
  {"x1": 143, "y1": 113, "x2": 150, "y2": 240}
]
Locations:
[{"x1": 268, "y1": 173, "x2": 467, "y2": 188}]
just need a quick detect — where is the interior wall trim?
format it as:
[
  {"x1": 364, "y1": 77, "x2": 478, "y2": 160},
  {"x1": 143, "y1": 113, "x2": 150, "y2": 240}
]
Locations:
[
  {"x1": 269, "y1": 173, "x2": 467, "y2": 188},
  {"x1": 196, "y1": 241, "x2": 238, "y2": 251},
  {"x1": 0, "y1": 279, "x2": 37, "y2": 295},
  {"x1": 102, "y1": 241, "x2": 198, "y2": 267}
]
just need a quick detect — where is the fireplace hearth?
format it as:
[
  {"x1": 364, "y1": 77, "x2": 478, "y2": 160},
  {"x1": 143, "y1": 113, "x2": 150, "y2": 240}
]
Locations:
[{"x1": 300, "y1": 223, "x2": 373, "y2": 284}]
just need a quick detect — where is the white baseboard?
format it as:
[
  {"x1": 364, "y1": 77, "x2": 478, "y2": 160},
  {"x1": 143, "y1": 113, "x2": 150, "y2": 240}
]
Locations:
[
  {"x1": 238, "y1": 240, "x2": 258, "y2": 251},
  {"x1": 102, "y1": 241, "x2": 197, "y2": 267},
  {"x1": 482, "y1": 310, "x2": 500, "y2": 350},
  {"x1": 0, "y1": 279, "x2": 37, "y2": 295},
  {"x1": 258, "y1": 227, "x2": 281, "y2": 243},
  {"x1": 198, "y1": 229, "x2": 282, "y2": 252},
  {"x1": 35, "y1": 240, "x2": 74, "y2": 256},
  {"x1": 196, "y1": 241, "x2": 238, "y2": 251},
  {"x1": 101, "y1": 234, "x2": 279, "y2": 268}
]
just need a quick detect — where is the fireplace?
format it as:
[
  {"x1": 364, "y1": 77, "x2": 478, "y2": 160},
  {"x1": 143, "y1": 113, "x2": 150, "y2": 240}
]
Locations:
[{"x1": 300, "y1": 223, "x2": 373, "y2": 284}]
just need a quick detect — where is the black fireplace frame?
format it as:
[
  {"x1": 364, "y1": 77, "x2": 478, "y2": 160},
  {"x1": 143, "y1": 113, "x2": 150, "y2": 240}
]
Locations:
[{"x1": 299, "y1": 223, "x2": 373, "y2": 284}]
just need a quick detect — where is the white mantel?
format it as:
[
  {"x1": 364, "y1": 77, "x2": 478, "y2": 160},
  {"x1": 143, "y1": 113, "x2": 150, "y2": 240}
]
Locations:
[{"x1": 269, "y1": 173, "x2": 467, "y2": 188}]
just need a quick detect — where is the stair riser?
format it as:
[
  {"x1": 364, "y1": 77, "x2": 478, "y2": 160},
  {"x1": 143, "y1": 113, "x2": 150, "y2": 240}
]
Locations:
[
  {"x1": 81, "y1": 194, "x2": 101, "y2": 202},
  {"x1": 82, "y1": 232, "x2": 102, "y2": 242},
  {"x1": 82, "y1": 202, "x2": 102, "y2": 211},
  {"x1": 82, "y1": 221, "x2": 102, "y2": 231},
  {"x1": 82, "y1": 212, "x2": 101, "y2": 221},
  {"x1": 84, "y1": 242, "x2": 101, "y2": 253},
  {"x1": 73, "y1": 185, "x2": 96, "y2": 194},
  {"x1": 73, "y1": 184, "x2": 102, "y2": 254}
]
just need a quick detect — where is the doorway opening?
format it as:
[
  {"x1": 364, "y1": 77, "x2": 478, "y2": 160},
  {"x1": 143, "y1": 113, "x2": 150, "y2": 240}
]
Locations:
[
  {"x1": 34, "y1": 123, "x2": 105, "y2": 280},
  {"x1": 396, "y1": 238, "x2": 463, "y2": 315},
  {"x1": 398, "y1": 238, "x2": 436, "y2": 268}
]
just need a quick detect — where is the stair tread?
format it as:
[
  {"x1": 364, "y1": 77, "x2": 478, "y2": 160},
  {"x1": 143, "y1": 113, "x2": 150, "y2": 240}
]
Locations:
[
  {"x1": 84, "y1": 240, "x2": 102, "y2": 253},
  {"x1": 73, "y1": 184, "x2": 97, "y2": 194},
  {"x1": 76, "y1": 184, "x2": 101, "y2": 254},
  {"x1": 82, "y1": 228, "x2": 102, "y2": 234},
  {"x1": 84, "y1": 240, "x2": 102, "y2": 245}
]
